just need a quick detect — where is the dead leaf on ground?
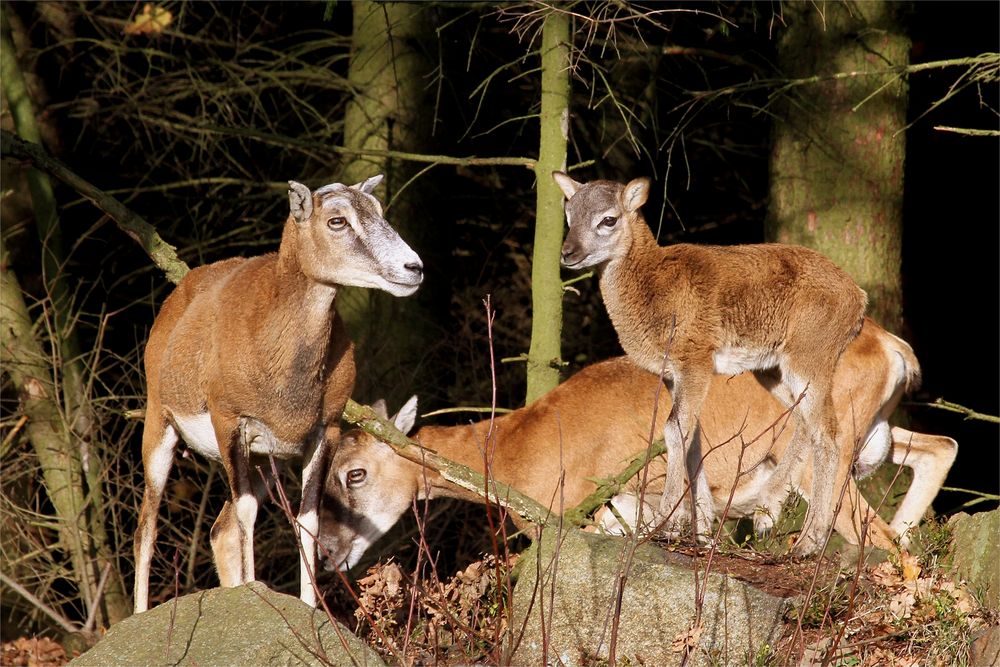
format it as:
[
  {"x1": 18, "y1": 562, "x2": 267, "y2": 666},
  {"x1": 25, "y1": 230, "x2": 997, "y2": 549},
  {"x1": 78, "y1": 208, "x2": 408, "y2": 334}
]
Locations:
[
  {"x1": 1, "y1": 637, "x2": 68, "y2": 667},
  {"x1": 670, "y1": 622, "x2": 702, "y2": 653},
  {"x1": 900, "y1": 552, "x2": 922, "y2": 583}
]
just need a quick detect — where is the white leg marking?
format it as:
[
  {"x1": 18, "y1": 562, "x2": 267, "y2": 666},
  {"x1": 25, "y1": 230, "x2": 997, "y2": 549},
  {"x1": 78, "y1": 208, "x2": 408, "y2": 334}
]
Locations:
[
  {"x1": 298, "y1": 508, "x2": 318, "y2": 607},
  {"x1": 889, "y1": 429, "x2": 958, "y2": 549},
  {"x1": 856, "y1": 420, "x2": 892, "y2": 479},
  {"x1": 658, "y1": 417, "x2": 689, "y2": 533},
  {"x1": 235, "y1": 493, "x2": 258, "y2": 584},
  {"x1": 146, "y1": 428, "x2": 179, "y2": 494},
  {"x1": 135, "y1": 425, "x2": 179, "y2": 613},
  {"x1": 297, "y1": 430, "x2": 327, "y2": 607},
  {"x1": 686, "y1": 428, "x2": 716, "y2": 541}
]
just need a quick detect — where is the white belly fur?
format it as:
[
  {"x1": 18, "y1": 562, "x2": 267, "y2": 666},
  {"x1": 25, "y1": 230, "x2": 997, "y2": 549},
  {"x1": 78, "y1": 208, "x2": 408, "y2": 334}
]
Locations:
[
  {"x1": 173, "y1": 412, "x2": 306, "y2": 461},
  {"x1": 713, "y1": 346, "x2": 779, "y2": 376},
  {"x1": 173, "y1": 413, "x2": 222, "y2": 460}
]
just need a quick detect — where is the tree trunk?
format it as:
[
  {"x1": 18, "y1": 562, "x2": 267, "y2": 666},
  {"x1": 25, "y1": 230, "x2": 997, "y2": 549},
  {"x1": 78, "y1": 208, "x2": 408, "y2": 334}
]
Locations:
[
  {"x1": 525, "y1": 10, "x2": 570, "y2": 404},
  {"x1": 766, "y1": 0, "x2": 909, "y2": 333},
  {"x1": 336, "y1": 1, "x2": 435, "y2": 403},
  {"x1": 767, "y1": 0, "x2": 912, "y2": 518}
]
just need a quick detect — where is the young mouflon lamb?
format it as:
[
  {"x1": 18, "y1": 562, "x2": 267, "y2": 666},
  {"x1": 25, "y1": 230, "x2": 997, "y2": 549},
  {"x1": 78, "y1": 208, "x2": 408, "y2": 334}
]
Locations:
[{"x1": 554, "y1": 171, "x2": 867, "y2": 555}]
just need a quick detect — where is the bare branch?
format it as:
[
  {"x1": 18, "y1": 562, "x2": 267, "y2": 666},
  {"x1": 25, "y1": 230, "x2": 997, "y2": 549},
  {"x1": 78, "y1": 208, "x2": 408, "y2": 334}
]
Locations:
[
  {"x1": 0, "y1": 571, "x2": 81, "y2": 635},
  {"x1": 915, "y1": 399, "x2": 1000, "y2": 424},
  {"x1": 1, "y1": 130, "x2": 190, "y2": 284}
]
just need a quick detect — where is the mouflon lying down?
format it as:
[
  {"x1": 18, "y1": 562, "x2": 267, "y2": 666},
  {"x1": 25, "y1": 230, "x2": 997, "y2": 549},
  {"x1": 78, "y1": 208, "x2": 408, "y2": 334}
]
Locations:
[
  {"x1": 315, "y1": 319, "x2": 954, "y2": 570},
  {"x1": 553, "y1": 171, "x2": 868, "y2": 555},
  {"x1": 133, "y1": 175, "x2": 423, "y2": 612}
]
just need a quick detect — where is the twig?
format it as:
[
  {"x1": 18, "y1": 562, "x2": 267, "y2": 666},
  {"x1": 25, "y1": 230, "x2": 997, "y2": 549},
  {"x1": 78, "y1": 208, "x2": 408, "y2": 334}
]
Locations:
[
  {"x1": 500, "y1": 353, "x2": 529, "y2": 364},
  {"x1": 0, "y1": 571, "x2": 81, "y2": 634},
  {"x1": 0, "y1": 414, "x2": 29, "y2": 451},
  {"x1": 0, "y1": 130, "x2": 190, "y2": 284},
  {"x1": 137, "y1": 120, "x2": 537, "y2": 169},
  {"x1": 561, "y1": 271, "x2": 594, "y2": 288},
  {"x1": 697, "y1": 53, "x2": 999, "y2": 99},
  {"x1": 421, "y1": 405, "x2": 514, "y2": 418},
  {"x1": 82, "y1": 563, "x2": 113, "y2": 634},
  {"x1": 915, "y1": 399, "x2": 1000, "y2": 424},
  {"x1": 933, "y1": 126, "x2": 1000, "y2": 137},
  {"x1": 939, "y1": 486, "x2": 1000, "y2": 501},
  {"x1": 832, "y1": 621, "x2": 941, "y2": 652}
]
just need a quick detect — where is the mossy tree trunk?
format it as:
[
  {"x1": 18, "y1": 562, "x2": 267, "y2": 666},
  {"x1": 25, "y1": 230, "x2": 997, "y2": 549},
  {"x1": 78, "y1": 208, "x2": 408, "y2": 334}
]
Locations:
[
  {"x1": 767, "y1": 0, "x2": 909, "y2": 333},
  {"x1": 336, "y1": 1, "x2": 436, "y2": 404},
  {"x1": 767, "y1": 0, "x2": 912, "y2": 516},
  {"x1": 525, "y1": 11, "x2": 570, "y2": 405}
]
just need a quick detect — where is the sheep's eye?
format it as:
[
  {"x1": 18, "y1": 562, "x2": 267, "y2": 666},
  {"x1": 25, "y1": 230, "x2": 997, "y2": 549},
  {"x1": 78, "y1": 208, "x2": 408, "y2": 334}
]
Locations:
[
  {"x1": 346, "y1": 468, "x2": 366, "y2": 486},
  {"x1": 599, "y1": 216, "x2": 618, "y2": 228},
  {"x1": 327, "y1": 216, "x2": 348, "y2": 231}
]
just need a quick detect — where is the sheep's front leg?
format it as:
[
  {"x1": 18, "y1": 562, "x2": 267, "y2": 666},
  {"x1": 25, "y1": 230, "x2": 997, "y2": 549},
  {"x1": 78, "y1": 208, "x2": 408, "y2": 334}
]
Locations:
[
  {"x1": 297, "y1": 426, "x2": 332, "y2": 607},
  {"x1": 212, "y1": 410, "x2": 257, "y2": 585}
]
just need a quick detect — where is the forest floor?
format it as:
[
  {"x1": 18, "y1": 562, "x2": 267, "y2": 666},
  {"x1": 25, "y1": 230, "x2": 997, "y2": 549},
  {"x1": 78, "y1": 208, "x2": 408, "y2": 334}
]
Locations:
[
  {"x1": 2, "y1": 534, "x2": 992, "y2": 666},
  {"x1": 1, "y1": 637, "x2": 69, "y2": 667},
  {"x1": 341, "y1": 535, "x2": 993, "y2": 667}
]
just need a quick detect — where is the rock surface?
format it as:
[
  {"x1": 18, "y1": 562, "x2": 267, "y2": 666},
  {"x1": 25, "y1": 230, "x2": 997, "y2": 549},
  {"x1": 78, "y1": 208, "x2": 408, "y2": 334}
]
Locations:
[
  {"x1": 970, "y1": 623, "x2": 1000, "y2": 667},
  {"x1": 70, "y1": 582, "x2": 384, "y2": 667},
  {"x1": 948, "y1": 509, "x2": 1000, "y2": 610},
  {"x1": 509, "y1": 529, "x2": 788, "y2": 667}
]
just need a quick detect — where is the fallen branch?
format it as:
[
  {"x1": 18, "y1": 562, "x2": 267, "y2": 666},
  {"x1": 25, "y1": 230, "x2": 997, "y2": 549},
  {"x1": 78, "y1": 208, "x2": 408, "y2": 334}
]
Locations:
[{"x1": 562, "y1": 441, "x2": 667, "y2": 527}]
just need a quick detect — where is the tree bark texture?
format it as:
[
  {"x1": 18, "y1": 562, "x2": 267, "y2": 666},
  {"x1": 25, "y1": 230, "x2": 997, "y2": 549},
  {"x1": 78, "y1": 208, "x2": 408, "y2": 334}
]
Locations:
[
  {"x1": 1, "y1": 11, "x2": 88, "y2": 428},
  {"x1": 335, "y1": 1, "x2": 436, "y2": 403},
  {"x1": 767, "y1": 0, "x2": 909, "y2": 333},
  {"x1": 525, "y1": 10, "x2": 570, "y2": 404}
]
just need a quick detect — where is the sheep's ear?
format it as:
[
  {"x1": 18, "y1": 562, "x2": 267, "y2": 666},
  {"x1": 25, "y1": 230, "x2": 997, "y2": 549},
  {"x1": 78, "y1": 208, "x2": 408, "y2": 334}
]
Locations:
[
  {"x1": 622, "y1": 177, "x2": 650, "y2": 213},
  {"x1": 391, "y1": 395, "x2": 418, "y2": 435},
  {"x1": 288, "y1": 181, "x2": 313, "y2": 224},
  {"x1": 371, "y1": 399, "x2": 389, "y2": 420},
  {"x1": 351, "y1": 174, "x2": 384, "y2": 195},
  {"x1": 552, "y1": 171, "x2": 582, "y2": 199}
]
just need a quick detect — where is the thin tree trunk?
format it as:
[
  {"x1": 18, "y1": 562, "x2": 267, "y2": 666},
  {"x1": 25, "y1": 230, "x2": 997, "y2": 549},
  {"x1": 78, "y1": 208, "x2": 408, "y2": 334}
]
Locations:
[
  {"x1": 766, "y1": 0, "x2": 909, "y2": 333},
  {"x1": 336, "y1": 1, "x2": 435, "y2": 403},
  {"x1": 1, "y1": 239, "x2": 100, "y2": 625},
  {"x1": 525, "y1": 11, "x2": 570, "y2": 404},
  {"x1": 2, "y1": 10, "x2": 129, "y2": 624}
]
